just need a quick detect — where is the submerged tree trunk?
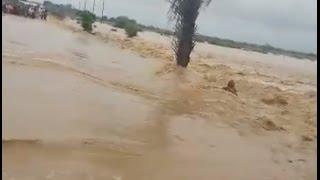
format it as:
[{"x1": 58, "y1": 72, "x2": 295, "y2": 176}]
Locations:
[
  {"x1": 175, "y1": 19, "x2": 196, "y2": 67},
  {"x1": 176, "y1": 40, "x2": 192, "y2": 67},
  {"x1": 168, "y1": 0, "x2": 211, "y2": 68}
]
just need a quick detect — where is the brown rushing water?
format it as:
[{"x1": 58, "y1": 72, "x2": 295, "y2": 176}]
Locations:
[{"x1": 2, "y1": 15, "x2": 316, "y2": 180}]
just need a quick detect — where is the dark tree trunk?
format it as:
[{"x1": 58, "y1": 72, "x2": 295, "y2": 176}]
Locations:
[
  {"x1": 176, "y1": 42, "x2": 191, "y2": 67},
  {"x1": 169, "y1": 0, "x2": 204, "y2": 68},
  {"x1": 169, "y1": 0, "x2": 212, "y2": 67},
  {"x1": 176, "y1": 21, "x2": 195, "y2": 67}
]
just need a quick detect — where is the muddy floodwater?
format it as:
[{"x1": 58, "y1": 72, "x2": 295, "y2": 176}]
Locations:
[{"x1": 2, "y1": 15, "x2": 317, "y2": 180}]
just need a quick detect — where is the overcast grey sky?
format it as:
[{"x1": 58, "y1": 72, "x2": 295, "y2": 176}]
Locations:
[{"x1": 44, "y1": 0, "x2": 317, "y2": 53}]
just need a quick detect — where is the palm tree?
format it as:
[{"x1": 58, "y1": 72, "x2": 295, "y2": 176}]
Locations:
[{"x1": 168, "y1": 0, "x2": 212, "y2": 67}]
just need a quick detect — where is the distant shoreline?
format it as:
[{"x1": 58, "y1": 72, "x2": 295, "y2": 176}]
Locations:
[
  {"x1": 137, "y1": 24, "x2": 317, "y2": 62},
  {"x1": 42, "y1": 1, "x2": 317, "y2": 61}
]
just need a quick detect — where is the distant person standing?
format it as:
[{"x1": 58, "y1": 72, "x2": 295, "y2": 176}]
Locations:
[
  {"x1": 39, "y1": 5, "x2": 47, "y2": 20},
  {"x1": 28, "y1": 6, "x2": 35, "y2": 18},
  {"x1": 43, "y1": 9, "x2": 47, "y2": 20},
  {"x1": 28, "y1": 6, "x2": 32, "y2": 17},
  {"x1": 40, "y1": 8, "x2": 47, "y2": 20},
  {"x1": 39, "y1": 5, "x2": 44, "y2": 19},
  {"x1": 39, "y1": 6, "x2": 43, "y2": 19}
]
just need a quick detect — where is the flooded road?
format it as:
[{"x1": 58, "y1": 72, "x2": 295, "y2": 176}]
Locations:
[{"x1": 2, "y1": 15, "x2": 317, "y2": 180}]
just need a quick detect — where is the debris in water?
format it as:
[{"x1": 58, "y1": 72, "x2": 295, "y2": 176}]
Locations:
[
  {"x1": 301, "y1": 135, "x2": 313, "y2": 142},
  {"x1": 222, "y1": 80, "x2": 238, "y2": 96},
  {"x1": 296, "y1": 158, "x2": 306, "y2": 162},
  {"x1": 261, "y1": 94, "x2": 288, "y2": 106},
  {"x1": 236, "y1": 71, "x2": 246, "y2": 76},
  {"x1": 281, "y1": 110, "x2": 289, "y2": 115},
  {"x1": 257, "y1": 116, "x2": 285, "y2": 131}
]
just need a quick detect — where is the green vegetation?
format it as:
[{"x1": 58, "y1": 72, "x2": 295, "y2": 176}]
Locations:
[
  {"x1": 125, "y1": 23, "x2": 139, "y2": 37},
  {"x1": 109, "y1": 16, "x2": 142, "y2": 37},
  {"x1": 113, "y1": 16, "x2": 135, "y2": 29},
  {"x1": 79, "y1": 11, "x2": 96, "y2": 32}
]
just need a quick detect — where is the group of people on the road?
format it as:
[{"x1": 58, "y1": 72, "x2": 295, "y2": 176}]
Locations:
[
  {"x1": 26, "y1": 6, "x2": 47, "y2": 20},
  {"x1": 3, "y1": 1, "x2": 47, "y2": 20},
  {"x1": 38, "y1": 6, "x2": 48, "y2": 20},
  {"x1": 26, "y1": 6, "x2": 36, "y2": 18}
]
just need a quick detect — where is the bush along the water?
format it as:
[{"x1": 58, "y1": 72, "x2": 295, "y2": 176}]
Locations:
[
  {"x1": 80, "y1": 11, "x2": 96, "y2": 33},
  {"x1": 125, "y1": 23, "x2": 139, "y2": 38},
  {"x1": 113, "y1": 16, "x2": 135, "y2": 29},
  {"x1": 110, "y1": 16, "x2": 141, "y2": 37}
]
